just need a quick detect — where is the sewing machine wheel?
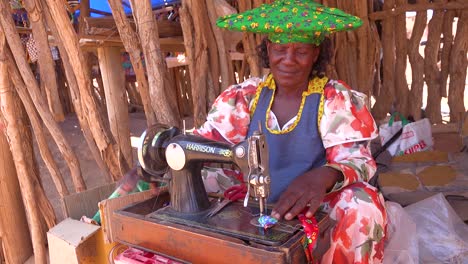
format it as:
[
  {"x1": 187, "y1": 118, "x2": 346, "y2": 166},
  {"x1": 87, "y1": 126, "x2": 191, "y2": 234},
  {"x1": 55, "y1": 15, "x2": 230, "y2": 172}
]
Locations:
[{"x1": 137, "y1": 125, "x2": 180, "y2": 181}]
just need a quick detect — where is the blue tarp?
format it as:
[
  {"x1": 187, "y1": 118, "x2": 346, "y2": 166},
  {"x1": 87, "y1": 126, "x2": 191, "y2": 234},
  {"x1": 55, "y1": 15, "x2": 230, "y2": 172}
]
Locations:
[{"x1": 87, "y1": 0, "x2": 180, "y2": 17}]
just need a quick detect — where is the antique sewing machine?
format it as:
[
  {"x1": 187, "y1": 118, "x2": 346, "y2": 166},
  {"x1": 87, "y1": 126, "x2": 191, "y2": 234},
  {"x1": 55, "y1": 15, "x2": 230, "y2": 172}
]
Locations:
[{"x1": 110, "y1": 125, "x2": 333, "y2": 263}]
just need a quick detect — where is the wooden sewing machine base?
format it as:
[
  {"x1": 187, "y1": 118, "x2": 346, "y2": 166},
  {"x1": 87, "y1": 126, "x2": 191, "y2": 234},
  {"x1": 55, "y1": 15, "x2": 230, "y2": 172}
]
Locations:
[{"x1": 111, "y1": 191, "x2": 334, "y2": 263}]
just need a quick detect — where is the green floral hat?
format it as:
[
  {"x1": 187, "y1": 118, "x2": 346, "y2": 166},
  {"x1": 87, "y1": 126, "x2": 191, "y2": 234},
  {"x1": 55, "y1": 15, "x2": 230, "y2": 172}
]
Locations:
[{"x1": 216, "y1": 0, "x2": 362, "y2": 45}]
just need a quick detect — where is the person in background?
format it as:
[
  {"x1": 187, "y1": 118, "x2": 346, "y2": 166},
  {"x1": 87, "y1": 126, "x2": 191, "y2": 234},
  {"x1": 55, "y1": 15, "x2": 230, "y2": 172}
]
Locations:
[{"x1": 194, "y1": 1, "x2": 387, "y2": 263}]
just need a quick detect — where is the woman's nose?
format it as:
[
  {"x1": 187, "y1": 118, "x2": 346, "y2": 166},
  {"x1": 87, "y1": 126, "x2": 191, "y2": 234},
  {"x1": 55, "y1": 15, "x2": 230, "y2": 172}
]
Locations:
[{"x1": 282, "y1": 48, "x2": 296, "y2": 64}]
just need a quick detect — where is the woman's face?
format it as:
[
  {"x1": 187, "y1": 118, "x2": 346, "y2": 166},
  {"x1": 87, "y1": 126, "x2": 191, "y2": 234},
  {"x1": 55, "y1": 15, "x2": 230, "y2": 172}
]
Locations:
[{"x1": 267, "y1": 42, "x2": 320, "y2": 90}]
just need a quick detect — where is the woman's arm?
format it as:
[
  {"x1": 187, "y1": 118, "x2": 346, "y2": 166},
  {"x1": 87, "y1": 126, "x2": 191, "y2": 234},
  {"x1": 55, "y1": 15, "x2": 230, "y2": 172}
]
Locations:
[{"x1": 193, "y1": 78, "x2": 260, "y2": 144}]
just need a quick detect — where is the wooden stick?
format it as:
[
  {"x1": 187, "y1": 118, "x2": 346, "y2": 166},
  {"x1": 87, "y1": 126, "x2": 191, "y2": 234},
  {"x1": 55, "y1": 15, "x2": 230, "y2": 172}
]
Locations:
[
  {"x1": 43, "y1": 0, "x2": 123, "y2": 181},
  {"x1": 407, "y1": 0, "x2": 427, "y2": 120},
  {"x1": 0, "y1": 1, "x2": 86, "y2": 192},
  {"x1": 0, "y1": 27, "x2": 47, "y2": 264},
  {"x1": 372, "y1": 0, "x2": 396, "y2": 119},
  {"x1": 448, "y1": 9, "x2": 467, "y2": 122},
  {"x1": 6, "y1": 52, "x2": 70, "y2": 197},
  {"x1": 369, "y1": 1, "x2": 468, "y2": 21},
  {"x1": 0, "y1": 45, "x2": 34, "y2": 264},
  {"x1": 424, "y1": 0, "x2": 444, "y2": 123},
  {"x1": 394, "y1": 0, "x2": 410, "y2": 116},
  {"x1": 238, "y1": 0, "x2": 261, "y2": 77},
  {"x1": 42, "y1": 4, "x2": 113, "y2": 182},
  {"x1": 440, "y1": 5, "x2": 456, "y2": 98},
  {"x1": 180, "y1": 0, "x2": 210, "y2": 126},
  {"x1": 97, "y1": 46, "x2": 133, "y2": 169},
  {"x1": 107, "y1": 0, "x2": 157, "y2": 126},
  {"x1": 130, "y1": 0, "x2": 180, "y2": 126},
  {"x1": 354, "y1": 0, "x2": 372, "y2": 93},
  {"x1": 23, "y1": 0, "x2": 65, "y2": 122}
]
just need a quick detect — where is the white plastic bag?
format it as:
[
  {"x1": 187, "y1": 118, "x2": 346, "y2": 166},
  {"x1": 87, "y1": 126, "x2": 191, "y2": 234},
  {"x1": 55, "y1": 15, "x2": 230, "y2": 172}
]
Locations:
[
  {"x1": 379, "y1": 114, "x2": 433, "y2": 156},
  {"x1": 383, "y1": 202, "x2": 419, "y2": 264},
  {"x1": 404, "y1": 193, "x2": 468, "y2": 263}
]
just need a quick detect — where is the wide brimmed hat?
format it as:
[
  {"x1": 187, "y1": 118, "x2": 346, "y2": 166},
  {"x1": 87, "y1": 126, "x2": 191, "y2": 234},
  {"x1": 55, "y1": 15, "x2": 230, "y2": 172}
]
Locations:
[{"x1": 216, "y1": 0, "x2": 362, "y2": 45}]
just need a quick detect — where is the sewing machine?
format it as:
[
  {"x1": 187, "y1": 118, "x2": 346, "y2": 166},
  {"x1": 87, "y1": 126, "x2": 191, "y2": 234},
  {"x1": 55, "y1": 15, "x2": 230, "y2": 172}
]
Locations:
[{"x1": 109, "y1": 125, "x2": 333, "y2": 263}]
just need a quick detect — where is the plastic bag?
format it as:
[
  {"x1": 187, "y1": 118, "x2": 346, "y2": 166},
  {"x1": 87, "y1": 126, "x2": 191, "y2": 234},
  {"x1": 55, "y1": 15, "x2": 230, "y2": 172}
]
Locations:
[
  {"x1": 383, "y1": 202, "x2": 419, "y2": 264},
  {"x1": 379, "y1": 113, "x2": 433, "y2": 156},
  {"x1": 404, "y1": 193, "x2": 468, "y2": 263}
]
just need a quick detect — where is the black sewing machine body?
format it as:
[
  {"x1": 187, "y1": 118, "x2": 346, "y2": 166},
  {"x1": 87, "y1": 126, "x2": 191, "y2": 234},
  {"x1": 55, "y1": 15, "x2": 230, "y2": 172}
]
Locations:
[
  {"x1": 136, "y1": 125, "x2": 304, "y2": 246},
  {"x1": 109, "y1": 125, "x2": 333, "y2": 263}
]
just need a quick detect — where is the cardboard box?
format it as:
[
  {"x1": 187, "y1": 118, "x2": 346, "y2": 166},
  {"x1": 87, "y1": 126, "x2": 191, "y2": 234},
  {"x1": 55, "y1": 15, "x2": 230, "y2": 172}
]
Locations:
[
  {"x1": 48, "y1": 184, "x2": 156, "y2": 263},
  {"x1": 48, "y1": 184, "x2": 117, "y2": 264}
]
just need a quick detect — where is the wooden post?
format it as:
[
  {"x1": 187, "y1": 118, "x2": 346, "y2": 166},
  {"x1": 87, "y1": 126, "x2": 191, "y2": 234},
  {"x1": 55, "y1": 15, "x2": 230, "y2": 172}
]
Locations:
[
  {"x1": 238, "y1": 0, "x2": 261, "y2": 78},
  {"x1": 0, "y1": 27, "x2": 47, "y2": 264},
  {"x1": 79, "y1": 0, "x2": 90, "y2": 35},
  {"x1": 334, "y1": 0, "x2": 358, "y2": 89},
  {"x1": 206, "y1": 0, "x2": 235, "y2": 91},
  {"x1": 107, "y1": 0, "x2": 157, "y2": 126},
  {"x1": 43, "y1": 0, "x2": 123, "y2": 181},
  {"x1": 424, "y1": 0, "x2": 444, "y2": 123},
  {"x1": 0, "y1": 1, "x2": 86, "y2": 192},
  {"x1": 97, "y1": 46, "x2": 133, "y2": 169},
  {"x1": 372, "y1": 0, "x2": 396, "y2": 120},
  {"x1": 440, "y1": 5, "x2": 455, "y2": 98},
  {"x1": 6, "y1": 49, "x2": 70, "y2": 198},
  {"x1": 130, "y1": 0, "x2": 180, "y2": 127},
  {"x1": 42, "y1": 5, "x2": 113, "y2": 182},
  {"x1": 448, "y1": 10, "x2": 467, "y2": 122},
  {"x1": 180, "y1": 0, "x2": 212, "y2": 126},
  {"x1": 23, "y1": 0, "x2": 65, "y2": 122},
  {"x1": 394, "y1": 0, "x2": 410, "y2": 116},
  {"x1": 408, "y1": 0, "x2": 427, "y2": 120},
  {"x1": 353, "y1": 0, "x2": 379, "y2": 94},
  {"x1": 0, "y1": 44, "x2": 33, "y2": 264}
]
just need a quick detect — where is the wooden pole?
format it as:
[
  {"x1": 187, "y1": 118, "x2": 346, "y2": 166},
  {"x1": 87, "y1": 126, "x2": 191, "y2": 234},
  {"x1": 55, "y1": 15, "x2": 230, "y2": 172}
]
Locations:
[
  {"x1": 394, "y1": 0, "x2": 410, "y2": 116},
  {"x1": 130, "y1": 0, "x2": 180, "y2": 127},
  {"x1": 23, "y1": 0, "x2": 65, "y2": 122},
  {"x1": 41, "y1": 4, "x2": 113, "y2": 182},
  {"x1": 107, "y1": 0, "x2": 157, "y2": 126},
  {"x1": 440, "y1": 5, "x2": 455, "y2": 98},
  {"x1": 0, "y1": 26, "x2": 47, "y2": 264},
  {"x1": 424, "y1": 0, "x2": 444, "y2": 123},
  {"x1": 353, "y1": 0, "x2": 379, "y2": 94},
  {"x1": 179, "y1": 0, "x2": 210, "y2": 126},
  {"x1": 238, "y1": 0, "x2": 261, "y2": 78},
  {"x1": 6, "y1": 50, "x2": 70, "y2": 197},
  {"x1": 0, "y1": 1, "x2": 86, "y2": 192},
  {"x1": 372, "y1": 0, "x2": 396, "y2": 120},
  {"x1": 97, "y1": 46, "x2": 133, "y2": 169},
  {"x1": 0, "y1": 42, "x2": 33, "y2": 264},
  {"x1": 43, "y1": 0, "x2": 123, "y2": 181},
  {"x1": 206, "y1": 0, "x2": 235, "y2": 91},
  {"x1": 407, "y1": 0, "x2": 427, "y2": 120},
  {"x1": 448, "y1": 9, "x2": 467, "y2": 123},
  {"x1": 79, "y1": 0, "x2": 90, "y2": 35}
]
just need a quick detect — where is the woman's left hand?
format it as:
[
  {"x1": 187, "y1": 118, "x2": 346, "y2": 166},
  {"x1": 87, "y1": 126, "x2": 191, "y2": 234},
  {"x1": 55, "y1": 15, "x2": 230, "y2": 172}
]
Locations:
[{"x1": 271, "y1": 166, "x2": 342, "y2": 220}]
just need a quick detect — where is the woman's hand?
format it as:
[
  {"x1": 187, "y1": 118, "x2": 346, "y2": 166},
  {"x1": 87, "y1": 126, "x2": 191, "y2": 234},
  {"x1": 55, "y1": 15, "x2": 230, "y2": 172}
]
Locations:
[{"x1": 271, "y1": 166, "x2": 343, "y2": 220}]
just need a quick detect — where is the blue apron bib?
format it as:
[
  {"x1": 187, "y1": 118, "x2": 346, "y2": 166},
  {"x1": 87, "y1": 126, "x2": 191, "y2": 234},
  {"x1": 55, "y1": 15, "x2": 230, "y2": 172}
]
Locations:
[{"x1": 247, "y1": 82, "x2": 326, "y2": 202}]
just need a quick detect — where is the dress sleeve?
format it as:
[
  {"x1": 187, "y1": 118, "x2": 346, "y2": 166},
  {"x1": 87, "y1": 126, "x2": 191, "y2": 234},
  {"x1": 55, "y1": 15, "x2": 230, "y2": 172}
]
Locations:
[
  {"x1": 320, "y1": 80, "x2": 378, "y2": 191},
  {"x1": 193, "y1": 77, "x2": 260, "y2": 144}
]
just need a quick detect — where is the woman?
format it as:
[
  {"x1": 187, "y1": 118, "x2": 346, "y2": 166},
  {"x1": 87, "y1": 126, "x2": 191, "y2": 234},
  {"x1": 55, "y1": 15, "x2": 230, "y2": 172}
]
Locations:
[{"x1": 194, "y1": 1, "x2": 386, "y2": 263}]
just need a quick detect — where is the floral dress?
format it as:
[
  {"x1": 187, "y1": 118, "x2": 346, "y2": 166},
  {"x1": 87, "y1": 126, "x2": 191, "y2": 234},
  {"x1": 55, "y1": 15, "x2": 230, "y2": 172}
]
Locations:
[{"x1": 194, "y1": 75, "x2": 387, "y2": 263}]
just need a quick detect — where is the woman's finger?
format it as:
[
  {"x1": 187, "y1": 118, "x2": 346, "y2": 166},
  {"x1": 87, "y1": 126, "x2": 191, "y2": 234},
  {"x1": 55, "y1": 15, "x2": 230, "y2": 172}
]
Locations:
[
  {"x1": 284, "y1": 196, "x2": 310, "y2": 220},
  {"x1": 271, "y1": 190, "x2": 300, "y2": 219}
]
